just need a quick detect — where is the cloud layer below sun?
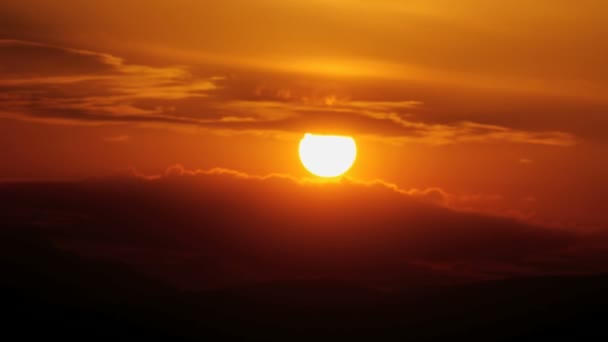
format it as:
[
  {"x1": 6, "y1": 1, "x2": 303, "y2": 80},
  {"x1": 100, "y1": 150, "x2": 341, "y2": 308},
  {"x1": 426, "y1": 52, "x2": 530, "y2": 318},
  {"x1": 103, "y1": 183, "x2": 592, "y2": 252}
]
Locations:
[{"x1": 2, "y1": 167, "x2": 608, "y2": 290}]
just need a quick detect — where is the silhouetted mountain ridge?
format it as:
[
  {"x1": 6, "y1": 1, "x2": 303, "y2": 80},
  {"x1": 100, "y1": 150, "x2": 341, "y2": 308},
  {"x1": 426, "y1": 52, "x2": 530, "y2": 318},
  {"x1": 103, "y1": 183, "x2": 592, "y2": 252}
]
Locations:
[{"x1": 2, "y1": 225, "x2": 607, "y2": 340}]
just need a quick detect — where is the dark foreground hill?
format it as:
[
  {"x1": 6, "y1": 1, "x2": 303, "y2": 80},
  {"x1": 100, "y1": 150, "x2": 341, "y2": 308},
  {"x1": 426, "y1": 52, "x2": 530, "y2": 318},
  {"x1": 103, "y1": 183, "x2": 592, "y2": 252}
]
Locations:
[{"x1": 2, "y1": 226, "x2": 607, "y2": 341}]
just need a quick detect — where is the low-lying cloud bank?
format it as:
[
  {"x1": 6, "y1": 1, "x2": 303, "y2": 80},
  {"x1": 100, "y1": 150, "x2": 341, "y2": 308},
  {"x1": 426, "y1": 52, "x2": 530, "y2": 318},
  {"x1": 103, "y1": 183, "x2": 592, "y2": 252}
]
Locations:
[{"x1": 1, "y1": 167, "x2": 606, "y2": 290}]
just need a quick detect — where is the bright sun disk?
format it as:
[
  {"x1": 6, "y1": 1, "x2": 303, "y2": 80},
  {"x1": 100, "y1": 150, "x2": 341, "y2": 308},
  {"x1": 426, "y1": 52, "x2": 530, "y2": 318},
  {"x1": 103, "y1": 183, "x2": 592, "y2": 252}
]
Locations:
[{"x1": 299, "y1": 133, "x2": 357, "y2": 178}]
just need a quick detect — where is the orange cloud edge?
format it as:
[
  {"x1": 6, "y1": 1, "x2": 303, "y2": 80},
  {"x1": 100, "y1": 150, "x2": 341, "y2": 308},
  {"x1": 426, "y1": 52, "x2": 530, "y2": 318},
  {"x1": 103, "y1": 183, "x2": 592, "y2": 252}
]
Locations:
[{"x1": 121, "y1": 164, "x2": 546, "y2": 227}]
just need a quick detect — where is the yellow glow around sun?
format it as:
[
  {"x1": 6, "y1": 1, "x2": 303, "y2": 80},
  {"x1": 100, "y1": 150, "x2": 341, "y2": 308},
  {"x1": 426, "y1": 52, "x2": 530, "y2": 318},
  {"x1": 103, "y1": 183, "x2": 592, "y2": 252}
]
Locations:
[{"x1": 299, "y1": 133, "x2": 357, "y2": 178}]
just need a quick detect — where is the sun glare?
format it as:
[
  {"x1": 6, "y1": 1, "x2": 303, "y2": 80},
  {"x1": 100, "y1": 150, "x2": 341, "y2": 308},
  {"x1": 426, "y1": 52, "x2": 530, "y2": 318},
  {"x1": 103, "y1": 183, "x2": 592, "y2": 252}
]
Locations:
[{"x1": 299, "y1": 133, "x2": 357, "y2": 178}]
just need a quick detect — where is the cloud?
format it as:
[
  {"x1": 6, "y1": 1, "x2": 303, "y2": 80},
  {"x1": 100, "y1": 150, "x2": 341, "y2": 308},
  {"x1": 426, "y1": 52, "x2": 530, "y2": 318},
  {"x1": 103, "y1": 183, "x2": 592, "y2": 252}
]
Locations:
[
  {"x1": 0, "y1": 39, "x2": 121, "y2": 77},
  {"x1": 0, "y1": 40, "x2": 576, "y2": 146},
  {"x1": 0, "y1": 39, "x2": 578, "y2": 146},
  {"x1": 183, "y1": 98, "x2": 575, "y2": 146},
  {"x1": 2, "y1": 166, "x2": 604, "y2": 290},
  {"x1": 0, "y1": 39, "x2": 220, "y2": 126}
]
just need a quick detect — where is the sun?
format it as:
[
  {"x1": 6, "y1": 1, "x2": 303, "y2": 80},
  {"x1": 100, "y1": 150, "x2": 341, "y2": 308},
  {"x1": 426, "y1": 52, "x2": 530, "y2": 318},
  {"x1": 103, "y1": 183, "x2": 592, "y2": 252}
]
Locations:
[{"x1": 299, "y1": 133, "x2": 357, "y2": 178}]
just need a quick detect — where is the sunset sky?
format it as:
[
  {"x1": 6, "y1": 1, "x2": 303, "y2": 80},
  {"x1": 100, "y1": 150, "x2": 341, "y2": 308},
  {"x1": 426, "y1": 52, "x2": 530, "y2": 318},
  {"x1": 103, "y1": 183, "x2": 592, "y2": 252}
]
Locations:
[{"x1": 2, "y1": 0, "x2": 608, "y2": 231}]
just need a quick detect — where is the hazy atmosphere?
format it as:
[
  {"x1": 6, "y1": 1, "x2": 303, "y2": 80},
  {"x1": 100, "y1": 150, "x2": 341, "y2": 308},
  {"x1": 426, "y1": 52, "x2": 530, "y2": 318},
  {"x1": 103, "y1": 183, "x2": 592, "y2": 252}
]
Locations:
[{"x1": 2, "y1": 1, "x2": 607, "y2": 340}]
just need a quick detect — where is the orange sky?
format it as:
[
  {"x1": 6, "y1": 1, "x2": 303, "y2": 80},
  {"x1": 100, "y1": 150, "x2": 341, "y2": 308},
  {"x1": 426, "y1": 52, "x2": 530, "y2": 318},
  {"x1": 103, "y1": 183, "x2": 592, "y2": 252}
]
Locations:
[{"x1": 1, "y1": 1, "x2": 608, "y2": 229}]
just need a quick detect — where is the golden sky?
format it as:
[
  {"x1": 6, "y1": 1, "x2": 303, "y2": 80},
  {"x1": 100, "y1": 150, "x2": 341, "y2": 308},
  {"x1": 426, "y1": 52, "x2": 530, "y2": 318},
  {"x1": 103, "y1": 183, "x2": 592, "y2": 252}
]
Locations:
[{"x1": 1, "y1": 1, "x2": 608, "y2": 229}]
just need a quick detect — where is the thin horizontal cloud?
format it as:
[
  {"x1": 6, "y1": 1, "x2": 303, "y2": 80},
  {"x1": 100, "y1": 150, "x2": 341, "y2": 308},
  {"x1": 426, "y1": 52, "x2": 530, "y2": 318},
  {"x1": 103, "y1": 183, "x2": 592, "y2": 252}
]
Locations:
[
  {"x1": 205, "y1": 100, "x2": 577, "y2": 146},
  {"x1": 0, "y1": 39, "x2": 577, "y2": 146},
  {"x1": 0, "y1": 39, "x2": 220, "y2": 126}
]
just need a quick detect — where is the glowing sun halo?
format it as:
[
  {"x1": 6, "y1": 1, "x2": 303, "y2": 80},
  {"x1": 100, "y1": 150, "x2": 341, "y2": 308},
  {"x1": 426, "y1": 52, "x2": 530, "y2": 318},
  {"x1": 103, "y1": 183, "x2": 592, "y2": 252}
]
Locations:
[{"x1": 299, "y1": 133, "x2": 357, "y2": 178}]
